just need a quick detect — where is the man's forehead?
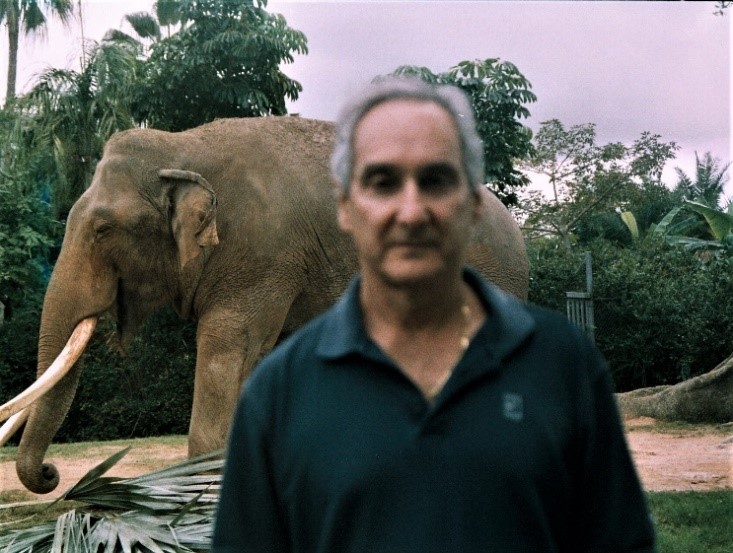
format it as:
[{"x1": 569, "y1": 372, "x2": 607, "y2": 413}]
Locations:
[
  {"x1": 353, "y1": 100, "x2": 460, "y2": 151},
  {"x1": 356, "y1": 98, "x2": 455, "y2": 131},
  {"x1": 350, "y1": 99, "x2": 464, "y2": 180}
]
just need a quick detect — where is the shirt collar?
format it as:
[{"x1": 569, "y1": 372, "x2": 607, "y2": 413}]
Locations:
[{"x1": 315, "y1": 268, "x2": 535, "y2": 364}]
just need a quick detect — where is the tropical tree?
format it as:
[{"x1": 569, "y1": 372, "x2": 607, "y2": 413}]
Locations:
[
  {"x1": 104, "y1": 0, "x2": 185, "y2": 46},
  {"x1": 0, "y1": 0, "x2": 74, "y2": 108},
  {"x1": 632, "y1": 152, "x2": 733, "y2": 251},
  {"x1": 648, "y1": 198, "x2": 733, "y2": 255},
  {"x1": 131, "y1": 0, "x2": 307, "y2": 131},
  {"x1": 0, "y1": 109, "x2": 55, "y2": 317},
  {"x1": 673, "y1": 151, "x2": 730, "y2": 208},
  {"x1": 518, "y1": 119, "x2": 679, "y2": 248},
  {"x1": 387, "y1": 59, "x2": 536, "y2": 206},
  {"x1": 21, "y1": 37, "x2": 139, "y2": 219},
  {"x1": 714, "y1": 1, "x2": 731, "y2": 15}
]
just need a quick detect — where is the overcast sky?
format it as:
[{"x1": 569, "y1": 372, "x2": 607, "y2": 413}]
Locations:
[{"x1": 1, "y1": 1, "x2": 730, "y2": 194}]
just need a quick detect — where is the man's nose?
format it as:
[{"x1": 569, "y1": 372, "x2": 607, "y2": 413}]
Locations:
[{"x1": 395, "y1": 179, "x2": 429, "y2": 224}]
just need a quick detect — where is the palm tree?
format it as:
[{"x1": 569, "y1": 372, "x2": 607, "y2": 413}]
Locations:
[
  {"x1": 674, "y1": 151, "x2": 731, "y2": 208},
  {"x1": 103, "y1": 0, "x2": 185, "y2": 47},
  {"x1": 22, "y1": 37, "x2": 138, "y2": 219},
  {"x1": 0, "y1": 0, "x2": 74, "y2": 108}
]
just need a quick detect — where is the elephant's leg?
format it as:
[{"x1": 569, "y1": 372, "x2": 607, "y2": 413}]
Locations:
[{"x1": 188, "y1": 299, "x2": 293, "y2": 457}]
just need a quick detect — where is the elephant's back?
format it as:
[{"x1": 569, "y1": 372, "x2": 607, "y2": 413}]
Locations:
[
  {"x1": 191, "y1": 116, "x2": 334, "y2": 160},
  {"x1": 468, "y1": 189, "x2": 529, "y2": 300}
]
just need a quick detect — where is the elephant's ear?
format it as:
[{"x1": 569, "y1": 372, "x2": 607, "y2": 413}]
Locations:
[{"x1": 159, "y1": 169, "x2": 220, "y2": 270}]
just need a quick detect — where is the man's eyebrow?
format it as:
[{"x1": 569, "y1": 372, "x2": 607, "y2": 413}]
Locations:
[
  {"x1": 419, "y1": 162, "x2": 460, "y2": 176},
  {"x1": 359, "y1": 164, "x2": 398, "y2": 180}
]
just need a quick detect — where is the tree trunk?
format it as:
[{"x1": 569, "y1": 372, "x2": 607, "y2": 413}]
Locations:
[
  {"x1": 4, "y1": 1, "x2": 19, "y2": 108},
  {"x1": 616, "y1": 353, "x2": 733, "y2": 423}
]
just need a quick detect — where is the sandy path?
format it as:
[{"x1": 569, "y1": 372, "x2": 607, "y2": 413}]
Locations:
[
  {"x1": 1, "y1": 418, "x2": 731, "y2": 501},
  {"x1": 624, "y1": 417, "x2": 732, "y2": 492}
]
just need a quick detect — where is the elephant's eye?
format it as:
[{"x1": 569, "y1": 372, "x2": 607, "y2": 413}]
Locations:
[{"x1": 93, "y1": 222, "x2": 113, "y2": 240}]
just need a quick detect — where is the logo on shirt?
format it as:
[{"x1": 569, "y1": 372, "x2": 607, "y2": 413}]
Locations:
[{"x1": 502, "y1": 392, "x2": 524, "y2": 422}]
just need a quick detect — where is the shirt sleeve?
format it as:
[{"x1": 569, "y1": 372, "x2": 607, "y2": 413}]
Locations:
[
  {"x1": 577, "y1": 343, "x2": 657, "y2": 553},
  {"x1": 211, "y1": 378, "x2": 289, "y2": 553}
]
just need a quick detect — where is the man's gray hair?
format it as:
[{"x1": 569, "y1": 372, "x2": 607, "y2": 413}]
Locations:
[{"x1": 330, "y1": 77, "x2": 485, "y2": 193}]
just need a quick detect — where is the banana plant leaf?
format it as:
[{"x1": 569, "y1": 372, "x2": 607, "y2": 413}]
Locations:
[{"x1": 682, "y1": 198, "x2": 733, "y2": 241}]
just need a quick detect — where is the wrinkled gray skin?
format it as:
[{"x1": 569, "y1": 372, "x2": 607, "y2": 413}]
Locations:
[{"x1": 17, "y1": 117, "x2": 529, "y2": 494}]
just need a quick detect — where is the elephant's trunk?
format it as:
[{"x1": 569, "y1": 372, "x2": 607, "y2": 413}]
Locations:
[
  {"x1": 15, "y1": 317, "x2": 97, "y2": 493},
  {"x1": 0, "y1": 318, "x2": 96, "y2": 425}
]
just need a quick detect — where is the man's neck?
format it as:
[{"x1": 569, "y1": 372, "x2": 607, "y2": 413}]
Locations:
[
  {"x1": 358, "y1": 267, "x2": 486, "y2": 401},
  {"x1": 359, "y1": 269, "x2": 469, "y2": 331}
]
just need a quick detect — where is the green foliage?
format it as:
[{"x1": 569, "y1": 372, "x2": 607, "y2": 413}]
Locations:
[
  {"x1": 519, "y1": 119, "x2": 679, "y2": 247},
  {"x1": 388, "y1": 58, "x2": 537, "y2": 206},
  {"x1": 528, "y1": 240, "x2": 733, "y2": 390},
  {"x1": 0, "y1": 184, "x2": 54, "y2": 306},
  {"x1": 132, "y1": 0, "x2": 307, "y2": 131},
  {"x1": 0, "y1": 0, "x2": 74, "y2": 107},
  {"x1": 648, "y1": 491, "x2": 733, "y2": 553},
  {"x1": 0, "y1": 109, "x2": 57, "y2": 316},
  {"x1": 0, "y1": 291, "x2": 44, "y2": 412},
  {"x1": 651, "y1": 198, "x2": 733, "y2": 255},
  {"x1": 0, "y1": 306, "x2": 196, "y2": 446},
  {"x1": 674, "y1": 151, "x2": 730, "y2": 208},
  {"x1": 0, "y1": 109, "x2": 57, "y2": 422},
  {"x1": 54, "y1": 308, "x2": 197, "y2": 443},
  {"x1": 21, "y1": 38, "x2": 140, "y2": 219}
]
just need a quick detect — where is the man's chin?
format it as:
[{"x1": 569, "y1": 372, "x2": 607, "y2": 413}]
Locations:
[{"x1": 377, "y1": 261, "x2": 446, "y2": 287}]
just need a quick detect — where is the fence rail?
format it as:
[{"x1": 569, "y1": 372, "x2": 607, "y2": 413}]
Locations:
[{"x1": 566, "y1": 291, "x2": 595, "y2": 341}]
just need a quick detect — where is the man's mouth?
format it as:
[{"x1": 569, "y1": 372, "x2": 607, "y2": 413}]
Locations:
[{"x1": 391, "y1": 241, "x2": 433, "y2": 249}]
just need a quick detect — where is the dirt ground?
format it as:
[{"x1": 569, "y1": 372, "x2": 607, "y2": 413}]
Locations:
[
  {"x1": 1, "y1": 417, "x2": 731, "y2": 500},
  {"x1": 623, "y1": 417, "x2": 732, "y2": 492}
]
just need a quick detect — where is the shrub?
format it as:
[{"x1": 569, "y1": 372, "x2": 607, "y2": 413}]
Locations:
[
  {"x1": 0, "y1": 292, "x2": 45, "y2": 414},
  {"x1": 56, "y1": 307, "x2": 197, "y2": 443},
  {"x1": 528, "y1": 240, "x2": 733, "y2": 391},
  {"x1": 2, "y1": 304, "x2": 197, "y2": 445}
]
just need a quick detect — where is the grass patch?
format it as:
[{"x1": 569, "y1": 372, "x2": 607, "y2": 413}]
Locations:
[
  {"x1": 626, "y1": 420, "x2": 733, "y2": 436},
  {"x1": 0, "y1": 435, "x2": 186, "y2": 463},
  {"x1": 0, "y1": 497, "x2": 83, "y2": 533},
  {"x1": 649, "y1": 490, "x2": 733, "y2": 552}
]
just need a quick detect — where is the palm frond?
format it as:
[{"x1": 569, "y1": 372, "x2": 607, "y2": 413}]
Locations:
[{"x1": 0, "y1": 448, "x2": 224, "y2": 553}]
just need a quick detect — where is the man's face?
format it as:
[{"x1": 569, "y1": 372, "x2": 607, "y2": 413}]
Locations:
[{"x1": 338, "y1": 99, "x2": 481, "y2": 287}]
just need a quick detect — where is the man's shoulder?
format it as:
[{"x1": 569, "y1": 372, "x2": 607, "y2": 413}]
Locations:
[
  {"x1": 472, "y1": 271, "x2": 597, "y2": 362},
  {"x1": 469, "y1": 270, "x2": 575, "y2": 338}
]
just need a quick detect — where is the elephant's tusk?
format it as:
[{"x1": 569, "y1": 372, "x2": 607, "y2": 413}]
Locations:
[
  {"x1": 0, "y1": 317, "x2": 97, "y2": 423},
  {"x1": 0, "y1": 408, "x2": 29, "y2": 447}
]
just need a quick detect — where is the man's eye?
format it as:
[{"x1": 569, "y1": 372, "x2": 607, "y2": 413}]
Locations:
[
  {"x1": 364, "y1": 175, "x2": 399, "y2": 194},
  {"x1": 419, "y1": 173, "x2": 456, "y2": 193}
]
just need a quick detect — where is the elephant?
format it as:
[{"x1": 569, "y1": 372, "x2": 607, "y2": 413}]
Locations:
[{"x1": 4, "y1": 116, "x2": 529, "y2": 494}]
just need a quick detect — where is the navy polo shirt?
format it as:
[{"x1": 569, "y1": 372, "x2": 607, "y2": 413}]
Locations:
[{"x1": 213, "y1": 269, "x2": 656, "y2": 553}]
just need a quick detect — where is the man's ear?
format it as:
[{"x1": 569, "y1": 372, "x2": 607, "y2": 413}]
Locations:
[
  {"x1": 471, "y1": 186, "x2": 484, "y2": 224},
  {"x1": 334, "y1": 178, "x2": 352, "y2": 233},
  {"x1": 337, "y1": 194, "x2": 353, "y2": 233}
]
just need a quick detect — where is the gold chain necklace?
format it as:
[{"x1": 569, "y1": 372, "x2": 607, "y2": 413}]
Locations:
[{"x1": 425, "y1": 303, "x2": 471, "y2": 402}]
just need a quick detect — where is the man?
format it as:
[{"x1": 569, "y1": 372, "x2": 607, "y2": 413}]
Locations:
[{"x1": 212, "y1": 78, "x2": 656, "y2": 552}]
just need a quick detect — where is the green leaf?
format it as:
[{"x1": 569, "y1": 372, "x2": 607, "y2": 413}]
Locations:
[
  {"x1": 650, "y1": 206, "x2": 682, "y2": 238},
  {"x1": 683, "y1": 198, "x2": 733, "y2": 241},
  {"x1": 619, "y1": 211, "x2": 639, "y2": 240}
]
